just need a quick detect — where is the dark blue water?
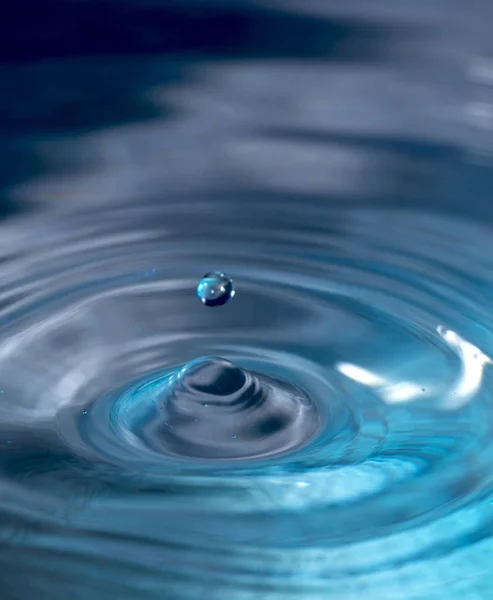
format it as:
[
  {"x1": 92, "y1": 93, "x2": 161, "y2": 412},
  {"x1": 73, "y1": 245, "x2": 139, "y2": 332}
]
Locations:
[{"x1": 2, "y1": 1, "x2": 493, "y2": 598}]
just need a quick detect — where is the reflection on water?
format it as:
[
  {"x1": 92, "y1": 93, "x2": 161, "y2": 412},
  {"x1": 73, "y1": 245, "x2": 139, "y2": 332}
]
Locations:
[{"x1": 2, "y1": 1, "x2": 493, "y2": 599}]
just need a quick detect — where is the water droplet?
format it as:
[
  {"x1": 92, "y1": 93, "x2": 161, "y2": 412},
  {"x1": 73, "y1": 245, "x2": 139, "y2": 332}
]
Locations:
[
  {"x1": 197, "y1": 271, "x2": 235, "y2": 307},
  {"x1": 232, "y1": 434, "x2": 237, "y2": 439},
  {"x1": 82, "y1": 410, "x2": 88, "y2": 415}
]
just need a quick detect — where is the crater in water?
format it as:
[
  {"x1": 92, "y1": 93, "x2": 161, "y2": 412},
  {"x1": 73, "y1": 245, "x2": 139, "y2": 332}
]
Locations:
[
  {"x1": 79, "y1": 356, "x2": 320, "y2": 463},
  {"x1": 137, "y1": 356, "x2": 319, "y2": 459}
]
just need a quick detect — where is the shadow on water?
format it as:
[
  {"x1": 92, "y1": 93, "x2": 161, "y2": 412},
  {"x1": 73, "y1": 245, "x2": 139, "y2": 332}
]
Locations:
[{"x1": 1, "y1": 1, "x2": 407, "y2": 63}]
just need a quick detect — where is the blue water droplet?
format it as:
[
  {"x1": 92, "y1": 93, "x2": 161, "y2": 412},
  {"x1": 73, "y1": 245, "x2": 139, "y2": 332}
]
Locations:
[
  {"x1": 197, "y1": 271, "x2": 235, "y2": 307},
  {"x1": 82, "y1": 410, "x2": 88, "y2": 415},
  {"x1": 232, "y1": 434, "x2": 237, "y2": 439}
]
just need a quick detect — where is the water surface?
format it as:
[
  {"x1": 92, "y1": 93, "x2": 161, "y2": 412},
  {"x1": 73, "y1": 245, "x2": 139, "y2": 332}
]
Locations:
[{"x1": 2, "y1": 2, "x2": 493, "y2": 598}]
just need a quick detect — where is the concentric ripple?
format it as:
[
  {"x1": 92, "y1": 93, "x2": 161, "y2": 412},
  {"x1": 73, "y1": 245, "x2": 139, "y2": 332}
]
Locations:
[
  {"x1": 82, "y1": 356, "x2": 320, "y2": 462},
  {"x1": 1, "y1": 201, "x2": 493, "y2": 599}
]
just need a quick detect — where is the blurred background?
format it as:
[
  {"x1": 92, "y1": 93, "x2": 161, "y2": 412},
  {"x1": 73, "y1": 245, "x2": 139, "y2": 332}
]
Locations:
[{"x1": 2, "y1": 0, "x2": 493, "y2": 222}]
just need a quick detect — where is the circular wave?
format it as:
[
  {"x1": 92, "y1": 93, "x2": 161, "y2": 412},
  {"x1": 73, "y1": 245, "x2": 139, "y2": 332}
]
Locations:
[
  {"x1": 81, "y1": 355, "x2": 320, "y2": 462},
  {"x1": 1, "y1": 200, "x2": 493, "y2": 599}
]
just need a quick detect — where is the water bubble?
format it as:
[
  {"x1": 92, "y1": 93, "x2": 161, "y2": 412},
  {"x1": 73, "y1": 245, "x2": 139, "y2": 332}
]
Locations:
[{"x1": 197, "y1": 271, "x2": 235, "y2": 307}]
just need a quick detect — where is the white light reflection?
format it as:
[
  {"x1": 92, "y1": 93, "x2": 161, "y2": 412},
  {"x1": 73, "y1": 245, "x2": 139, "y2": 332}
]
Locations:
[
  {"x1": 336, "y1": 361, "x2": 425, "y2": 405},
  {"x1": 437, "y1": 326, "x2": 491, "y2": 409},
  {"x1": 335, "y1": 363, "x2": 386, "y2": 387},
  {"x1": 336, "y1": 326, "x2": 491, "y2": 409}
]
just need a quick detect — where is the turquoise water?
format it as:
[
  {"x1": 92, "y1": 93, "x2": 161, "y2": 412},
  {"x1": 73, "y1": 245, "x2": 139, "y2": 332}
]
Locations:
[
  {"x1": 1, "y1": 203, "x2": 493, "y2": 599},
  {"x1": 2, "y1": 1, "x2": 493, "y2": 599}
]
